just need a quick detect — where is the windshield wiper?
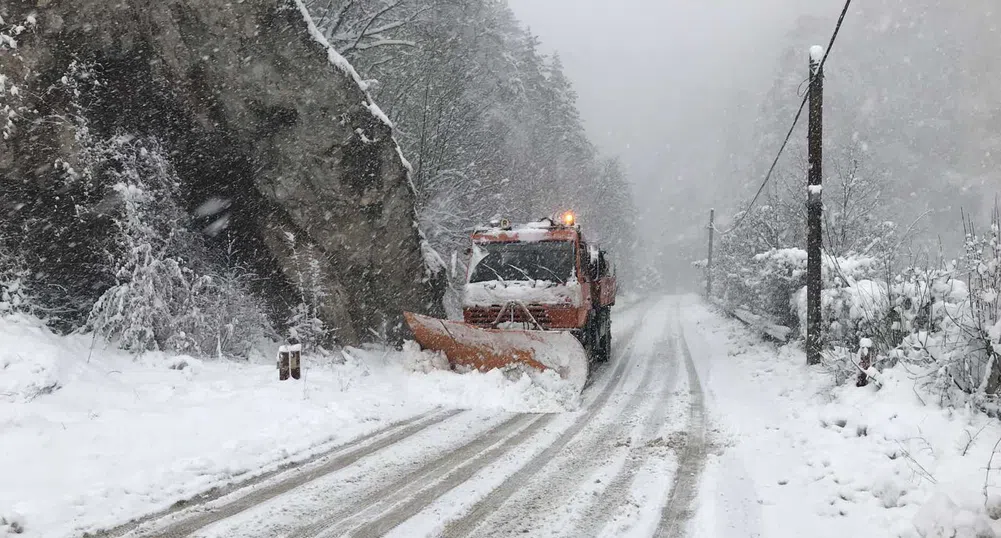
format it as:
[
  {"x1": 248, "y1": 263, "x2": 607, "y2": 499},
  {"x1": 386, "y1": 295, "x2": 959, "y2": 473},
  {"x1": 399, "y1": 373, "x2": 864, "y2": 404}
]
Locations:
[
  {"x1": 534, "y1": 263, "x2": 564, "y2": 283},
  {"x1": 507, "y1": 264, "x2": 536, "y2": 283},
  {"x1": 483, "y1": 265, "x2": 507, "y2": 286}
]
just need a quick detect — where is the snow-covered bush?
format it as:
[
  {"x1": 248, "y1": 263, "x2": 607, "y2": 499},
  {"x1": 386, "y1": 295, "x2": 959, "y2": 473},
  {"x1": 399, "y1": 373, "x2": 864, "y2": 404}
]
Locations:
[
  {"x1": 86, "y1": 138, "x2": 273, "y2": 359},
  {"x1": 912, "y1": 492, "x2": 996, "y2": 538},
  {"x1": 0, "y1": 510, "x2": 26, "y2": 535},
  {"x1": 85, "y1": 138, "x2": 195, "y2": 353},
  {"x1": 0, "y1": 17, "x2": 36, "y2": 316},
  {"x1": 875, "y1": 220, "x2": 999, "y2": 404},
  {"x1": 0, "y1": 245, "x2": 31, "y2": 316},
  {"x1": 711, "y1": 161, "x2": 999, "y2": 401},
  {"x1": 170, "y1": 266, "x2": 276, "y2": 359},
  {"x1": 938, "y1": 214, "x2": 1001, "y2": 397},
  {"x1": 795, "y1": 278, "x2": 889, "y2": 348},
  {"x1": 720, "y1": 246, "x2": 881, "y2": 335},
  {"x1": 961, "y1": 214, "x2": 1001, "y2": 387},
  {"x1": 283, "y1": 232, "x2": 330, "y2": 353},
  {"x1": 0, "y1": 14, "x2": 34, "y2": 141}
]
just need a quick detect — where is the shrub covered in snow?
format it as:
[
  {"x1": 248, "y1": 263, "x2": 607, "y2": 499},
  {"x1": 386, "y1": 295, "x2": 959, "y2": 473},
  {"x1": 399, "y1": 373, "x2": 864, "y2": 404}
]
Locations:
[
  {"x1": 0, "y1": 252, "x2": 30, "y2": 316},
  {"x1": 912, "y1": 492, "x2": 996, "y2": 538},
  {"x1": 0, "y1": 510, "x2": 26, "y2": 536},
  {"x1": 84, "y1": 137, "x2": 274, "y2": 359},
  {"x1": 719, "y1": 245, "x2": 880, "y2": 335},
  {"x1": 711, "y1": 155, "x2": 1001, "y2": 402}
]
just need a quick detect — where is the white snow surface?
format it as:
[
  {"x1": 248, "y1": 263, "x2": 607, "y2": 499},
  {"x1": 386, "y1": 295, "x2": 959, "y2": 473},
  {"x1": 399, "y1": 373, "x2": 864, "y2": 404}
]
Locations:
[
  {"x1": 473, "y1": 221, "x2": 566, "y2": 243},
  {"x1": 681, "y1": 297, "x2": 1001, "y2": 538},
  {"x1": 0, "y1": 314, "x2": 574, "y2": 538},
  {"x1": 811, "y1": 45, "x2": 826, "y2": 63},
  {"x1": 463, "y1": 279, "x2": 582, "y2": 308},
  {"x1": 9, "y1": 295, "x2": 1001, "y2": 538}
]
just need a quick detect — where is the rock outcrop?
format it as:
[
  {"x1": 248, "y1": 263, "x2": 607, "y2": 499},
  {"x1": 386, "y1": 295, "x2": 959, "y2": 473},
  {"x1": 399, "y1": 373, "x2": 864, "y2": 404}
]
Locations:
[{"x1": 0, "y1": 0, "x2": 444, "y2": 344}]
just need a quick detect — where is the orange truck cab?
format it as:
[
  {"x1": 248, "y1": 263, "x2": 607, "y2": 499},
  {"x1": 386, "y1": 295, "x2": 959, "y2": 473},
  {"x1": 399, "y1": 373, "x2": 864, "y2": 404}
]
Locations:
[{"x1": 462, "y1": 214, "x2": 616, "y2": 362}]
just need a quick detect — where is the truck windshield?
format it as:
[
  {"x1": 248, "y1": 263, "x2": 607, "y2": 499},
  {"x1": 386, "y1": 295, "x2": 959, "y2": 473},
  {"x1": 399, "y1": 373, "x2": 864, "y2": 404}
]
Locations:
[{"x1": 469, "y1": 241, "x2": 575, "y2": 284}]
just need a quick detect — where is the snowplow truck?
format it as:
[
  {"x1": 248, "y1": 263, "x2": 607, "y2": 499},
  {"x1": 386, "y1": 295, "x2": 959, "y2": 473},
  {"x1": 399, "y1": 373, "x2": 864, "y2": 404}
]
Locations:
[{"x1": 404, "y1": 212, "x2": 616, "y2": 391}]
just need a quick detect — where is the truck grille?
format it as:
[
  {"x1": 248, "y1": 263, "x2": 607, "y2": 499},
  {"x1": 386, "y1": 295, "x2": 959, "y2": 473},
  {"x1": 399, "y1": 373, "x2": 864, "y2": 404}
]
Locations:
[{"x1": 465, "y1": 305, "x2": 552, "y2": 328}]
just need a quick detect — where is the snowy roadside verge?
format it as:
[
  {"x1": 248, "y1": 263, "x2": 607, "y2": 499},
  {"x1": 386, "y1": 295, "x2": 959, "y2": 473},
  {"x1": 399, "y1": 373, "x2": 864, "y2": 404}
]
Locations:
[
  {"x1": 680, "y1": 296, "x2": 1001, "y2": 538},
  {"x1": 0, "y1": 315, "x2": 578, "y2": 538}
]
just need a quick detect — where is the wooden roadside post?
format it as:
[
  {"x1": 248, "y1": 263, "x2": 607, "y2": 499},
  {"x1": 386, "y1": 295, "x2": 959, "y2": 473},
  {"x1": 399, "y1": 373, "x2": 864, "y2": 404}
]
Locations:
[
  {"x1": 807, "y1": 46, "x2": 825, "y2": 366},
  {"x1": 278, "y1": 345, "x2": 290, "y2": 380},
  {"x1": 290, "y1": 343, "x2": 302, "y2": 380}
]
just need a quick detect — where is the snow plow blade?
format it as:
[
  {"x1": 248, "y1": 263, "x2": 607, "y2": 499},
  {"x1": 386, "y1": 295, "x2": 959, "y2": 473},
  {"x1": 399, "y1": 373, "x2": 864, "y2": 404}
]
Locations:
[{"x1": 404, "y1": 312, "x2": 589, "y2": 391}]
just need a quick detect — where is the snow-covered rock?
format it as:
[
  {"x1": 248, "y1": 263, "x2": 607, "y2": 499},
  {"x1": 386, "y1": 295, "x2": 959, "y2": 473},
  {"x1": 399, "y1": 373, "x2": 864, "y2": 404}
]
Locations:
[{"x1": 0, "y1": 0, "x2": 444, "y2": 346}]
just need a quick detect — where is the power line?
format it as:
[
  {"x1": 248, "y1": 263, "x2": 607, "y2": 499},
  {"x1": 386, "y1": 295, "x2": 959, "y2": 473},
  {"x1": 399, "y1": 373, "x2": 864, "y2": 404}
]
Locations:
[{"x1": 714, "y1": 0, "x2": 853, "y2": 236}]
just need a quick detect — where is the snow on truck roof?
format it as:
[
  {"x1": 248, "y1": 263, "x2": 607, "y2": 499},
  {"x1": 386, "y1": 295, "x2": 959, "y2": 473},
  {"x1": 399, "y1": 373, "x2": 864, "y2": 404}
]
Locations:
[{"x1": 471, "y1": 219, "x2": 581, "y2": 243}]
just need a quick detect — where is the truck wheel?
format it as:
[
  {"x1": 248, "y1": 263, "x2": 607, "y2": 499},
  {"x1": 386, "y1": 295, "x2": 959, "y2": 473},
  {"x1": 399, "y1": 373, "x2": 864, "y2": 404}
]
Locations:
[
  {"x1": 596, "y1": 308, "x2": 611, "y2": 363},
  {"x1": 601, "y1": 309, "x2": 612, "y2": 362},
  {"x1": 580, "y1": 312, "x2": 599, "y2": 364}
]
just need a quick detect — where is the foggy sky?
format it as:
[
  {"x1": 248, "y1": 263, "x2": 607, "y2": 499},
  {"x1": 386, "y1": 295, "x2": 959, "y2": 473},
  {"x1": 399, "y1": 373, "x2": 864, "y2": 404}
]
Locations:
[{"x1": 507, "y1": 0, "x2": 841, "y2": 271}]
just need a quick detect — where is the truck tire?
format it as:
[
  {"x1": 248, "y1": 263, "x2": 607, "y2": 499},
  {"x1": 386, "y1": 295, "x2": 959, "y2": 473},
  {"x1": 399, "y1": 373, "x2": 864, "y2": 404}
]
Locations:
[
  {"x1": 601, "y1": 308, "x2": 612, "y2": 362},
  {"x1": 595, "y1": 307, "x2": 611, "y2": 363}
]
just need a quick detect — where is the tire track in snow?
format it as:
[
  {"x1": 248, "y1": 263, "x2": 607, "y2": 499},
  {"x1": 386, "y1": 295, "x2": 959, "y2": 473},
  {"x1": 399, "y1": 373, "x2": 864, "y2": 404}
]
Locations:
[
  {"x1": 123, "y1": 408, "x2": 460, "y2": 538},
  {"x1": 127, "y1": 303, "x2": 651, "y2": 538},
  {"x1": 307, "y1": 322, "x2": 644, "y2": 538},
  {"x1": 333, "y1": 413, "x2": 556, "y2": 537},
  {"x1": 569, "y1": 329, "x2": 683, "y2": 538},
  {"x1": 655, "y1": 318, "x2": 707, "y2": 538},
  {"x1": 438, "y1": 319, "x2": 655, "y2": 538},
  {"x1": 461, "y1": 330, "x2": 669, "y2": 537}
]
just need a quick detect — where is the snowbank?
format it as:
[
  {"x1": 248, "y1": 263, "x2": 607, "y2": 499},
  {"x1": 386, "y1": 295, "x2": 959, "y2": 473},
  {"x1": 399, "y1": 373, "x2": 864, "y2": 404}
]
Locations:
[
  {"x1": 0, "y1": 315, "x2": 575, "y2": 537},
  {"x1": 682, "y1": 296, "x2": 1001, "y2": 538}
]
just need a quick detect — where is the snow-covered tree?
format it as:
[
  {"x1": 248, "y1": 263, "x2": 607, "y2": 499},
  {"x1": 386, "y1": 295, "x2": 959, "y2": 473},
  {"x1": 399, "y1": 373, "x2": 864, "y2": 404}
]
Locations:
[
  {"x1": 282, "y1": 231, "x2": 330, "y2": 353},
  {"x1": 956, "y1": 208, "x2": 1001, "y2": 393},
  {"x1": 86, "y1": 139, "x2": 197, "y2": 353},
  {"x1": 823, "y1": 142, "x2": 901, "y2": 260},
  {"x1": 84, "y1": 137, "x2": 273, "y2": 358},
  {"x1": 304, "y1": 0, "x2": 640, "y2": 295},
  {"x1": 0, "y1": 13, "x2": 33, "y2": 141},
  {"x1": 305, "y1": 0, "x2": 428, "y2": 63}
]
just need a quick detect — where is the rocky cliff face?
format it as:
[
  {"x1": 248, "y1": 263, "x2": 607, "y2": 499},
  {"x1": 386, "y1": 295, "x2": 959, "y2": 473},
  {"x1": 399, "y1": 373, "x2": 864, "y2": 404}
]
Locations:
[{"x1": 0, "y1": 0, "x2": 444, "y2": 344}]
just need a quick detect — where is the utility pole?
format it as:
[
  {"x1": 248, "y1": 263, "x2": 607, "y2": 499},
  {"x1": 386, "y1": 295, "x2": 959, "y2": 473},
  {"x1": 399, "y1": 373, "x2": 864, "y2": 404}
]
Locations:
[
  {"x1": 806, "y1": 46, "x2": 824, "y2": 366},
  {"x1": 706, "y1": 209, "x2": 715, "y2": 298}
]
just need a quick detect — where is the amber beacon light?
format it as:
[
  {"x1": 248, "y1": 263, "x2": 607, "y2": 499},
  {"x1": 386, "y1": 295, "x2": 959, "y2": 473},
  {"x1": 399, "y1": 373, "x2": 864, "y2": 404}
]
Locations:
[{"x1": 562, "y1": 211, "x2": 575, "y2": 226}]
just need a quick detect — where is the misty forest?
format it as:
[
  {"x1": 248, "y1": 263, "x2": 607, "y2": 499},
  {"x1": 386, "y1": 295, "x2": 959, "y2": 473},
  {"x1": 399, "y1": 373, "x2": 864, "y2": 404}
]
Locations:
[{"x1": 1, "y1": 1, "x2": 1000, "y2": 537}]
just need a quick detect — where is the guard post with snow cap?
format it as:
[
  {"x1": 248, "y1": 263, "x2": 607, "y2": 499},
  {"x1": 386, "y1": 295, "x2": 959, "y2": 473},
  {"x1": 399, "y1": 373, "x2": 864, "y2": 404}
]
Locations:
[
  {"x1": 277, "y1": 343, "x2": 303, "y2": 381},
  {"x1": 404, "y1": 212, "x2": 617, "y2": 394},
  {"x1": 278, "y1": 345, "x2": 290, "y2": 381}
]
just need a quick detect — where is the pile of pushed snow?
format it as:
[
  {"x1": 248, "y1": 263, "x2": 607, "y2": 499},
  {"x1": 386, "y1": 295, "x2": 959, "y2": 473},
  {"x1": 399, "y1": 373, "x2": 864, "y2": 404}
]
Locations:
[
  {"x1": 349, "y1": 341, "x2": 581, "y2": 413},
  {"x1": 400, "y1": 340, "x2": 449, "y2": 373},
  {"x1": 0, "y1": 315, "x2": 78, "y2": 403}
]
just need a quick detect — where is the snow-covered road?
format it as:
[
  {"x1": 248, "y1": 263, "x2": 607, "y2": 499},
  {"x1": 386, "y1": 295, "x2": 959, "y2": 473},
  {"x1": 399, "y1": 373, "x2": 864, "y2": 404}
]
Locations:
[
  {"x1": 111, "y1": 296, "x2": 705, "y2": 538},
  {"x1": 11, "y1": 294, "x2": 997, "y2": 537}
]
